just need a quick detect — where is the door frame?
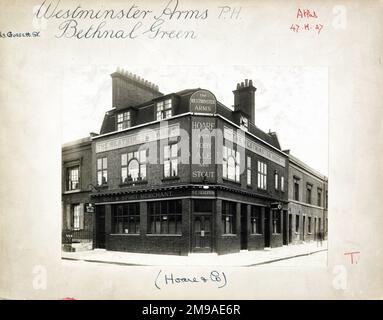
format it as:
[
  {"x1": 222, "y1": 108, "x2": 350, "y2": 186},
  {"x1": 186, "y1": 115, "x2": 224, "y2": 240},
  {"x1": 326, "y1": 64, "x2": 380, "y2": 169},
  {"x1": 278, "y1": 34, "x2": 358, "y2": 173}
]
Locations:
[
  {"x1": 95, "y1": 205, "x2": 105, "y2": 249},
  {"x1": 192, "y1": 213, "x2": 213, "y2": 253},
  {"x1": 240, "y1": 204, "x2": 248, "y2": 250}
]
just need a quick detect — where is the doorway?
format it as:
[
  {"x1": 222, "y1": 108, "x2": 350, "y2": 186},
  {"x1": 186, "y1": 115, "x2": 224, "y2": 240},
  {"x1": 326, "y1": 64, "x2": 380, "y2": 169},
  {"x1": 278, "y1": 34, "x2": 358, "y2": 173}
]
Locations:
[
  {"x1": 192, "y1": 215, "x2": 212, "y2": 252},
  {"x1": 264, "y1": 209, "x2": 271, "y2": 247},
  {"x1": 282, "y1": 210, "x2": 288, "y2": 245},
  {"x1": 302, "y1": 215, "x2": 306, "y2": 241},
  {"x1": 95, "y1": 205, "x2": 105, "y2": 249},
  {"x1": 240, "y1": 204, "x2": 248, "y2": 250},
  {"x1": 288, "y1": 214, "x2": 293, "y2": 244}
]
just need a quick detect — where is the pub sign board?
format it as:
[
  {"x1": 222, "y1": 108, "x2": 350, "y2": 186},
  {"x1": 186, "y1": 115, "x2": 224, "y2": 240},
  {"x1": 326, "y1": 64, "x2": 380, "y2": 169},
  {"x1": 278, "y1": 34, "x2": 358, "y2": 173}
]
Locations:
[{"x1": 189, "y1": 90, "x2": 217, "y2": 114}]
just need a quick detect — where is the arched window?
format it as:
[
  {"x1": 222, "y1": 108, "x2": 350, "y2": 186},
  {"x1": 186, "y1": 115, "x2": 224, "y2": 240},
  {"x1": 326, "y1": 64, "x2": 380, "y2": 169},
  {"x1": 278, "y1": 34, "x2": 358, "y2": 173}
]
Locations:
[
  {"x1": 222, "y1": 145, "x2": 240, "y2": 182},
  {"x1": 128, "y1": 159, "x2": 139, "y2": 181},
  {"x1": 121, "y1": 150, "x2": 147, "y2": 183}
]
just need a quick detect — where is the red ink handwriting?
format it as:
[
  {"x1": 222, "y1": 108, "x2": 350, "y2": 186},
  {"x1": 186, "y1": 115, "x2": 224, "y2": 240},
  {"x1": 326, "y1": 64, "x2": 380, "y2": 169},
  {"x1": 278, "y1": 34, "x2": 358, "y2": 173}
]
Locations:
[
  {"x1": 290, "y1": 8, "x2": 323, "y2": 35},
  {"x1": 296, "y1": 9, "x2": 318, "y2": 19},
  {"x1": 62, "y1": 297, "x2": 77, "y2": 300},
  {"x1": 344, "y1": 251, "x2": 360, "y2": 264}
]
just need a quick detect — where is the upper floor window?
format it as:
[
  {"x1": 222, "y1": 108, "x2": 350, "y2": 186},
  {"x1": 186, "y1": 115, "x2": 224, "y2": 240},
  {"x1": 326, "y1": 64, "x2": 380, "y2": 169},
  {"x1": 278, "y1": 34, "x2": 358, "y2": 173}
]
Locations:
[
  {"x1": 274, "y1": 172, "x2": 279, "y2": 190},
  {"x1": 164, "y1": 143, "x2": 178, "y2": 178},
  {"x1": 257, "y1": 161, "x2": 267, "y2": 190},
  {"x1": 121, "y1": 149, "x2": 147, "y2": 183},
  {"x1": 67, "y1": 166, "x2": 79, "y2": 191},
  {"x1": 281, "y1": 176, "x2": 285, "y2": 192},
  {"x1": 240, "y1": 115, "x2": 249, "y2": 131},
  {"x1": 317, "y1": 188, "x2": 322, "y2": 206},
  {"x1": 293, "y1": 177, "x2": 300, "y2": 201},
  {"x1": 97, "y1": 157, "x2": 107, "y2": 185},
  {"x1": 117, "y1": 111, "x2": 131, "y2": 131},
  {"x1": 223, "y1": 145, "x2": 240, "y2": 182},
  {"x1": 306, "y1": 183, "x2": 312, "y2": 204},
  {"x1": 156, "y1": 99, "x2": 172, "y2": 120},
  {"x1": 246, "y1": 156, "x2": 252, "y2": 185}
]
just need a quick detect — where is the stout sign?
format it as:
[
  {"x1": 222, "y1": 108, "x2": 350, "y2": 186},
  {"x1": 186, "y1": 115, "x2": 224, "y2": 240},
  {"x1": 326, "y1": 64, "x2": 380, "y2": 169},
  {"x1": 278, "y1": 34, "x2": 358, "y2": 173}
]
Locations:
[{"x1": 190, "y1": 90, "x2": 217, "y2": 114}]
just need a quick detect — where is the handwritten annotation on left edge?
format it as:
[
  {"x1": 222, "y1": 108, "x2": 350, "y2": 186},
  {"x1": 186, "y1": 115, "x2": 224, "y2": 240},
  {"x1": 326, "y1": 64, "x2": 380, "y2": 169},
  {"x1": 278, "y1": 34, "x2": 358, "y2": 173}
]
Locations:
[
  {"x1": 290, "y1": 8, "x2": 324, "y2": 35},
  {"x1": 154, "y1": 270, "x2": 227, "y2": 290}
]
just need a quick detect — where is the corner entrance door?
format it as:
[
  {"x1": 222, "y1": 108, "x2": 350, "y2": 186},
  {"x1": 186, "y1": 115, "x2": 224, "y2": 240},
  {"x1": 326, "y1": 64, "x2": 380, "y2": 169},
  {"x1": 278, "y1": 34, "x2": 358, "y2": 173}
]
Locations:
[
  {"x1": 95, "y1": 205, "x2": 105, "y2": 249},
  {"x1": 264, "y1": 209, "x2": 271, "y2": 247},
  {"x1": 193, "y1": 215, "x2": 212, "y2": 253},
  {"x1": 240, "y1": 204, "x2": 248, "y2": 250}
]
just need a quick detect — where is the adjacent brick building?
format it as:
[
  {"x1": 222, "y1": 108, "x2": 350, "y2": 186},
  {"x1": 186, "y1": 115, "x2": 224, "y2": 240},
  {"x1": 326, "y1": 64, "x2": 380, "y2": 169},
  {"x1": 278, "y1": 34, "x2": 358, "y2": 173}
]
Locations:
[{"x1": 62, "y1": 69, "x2": 328, "y2": 255}]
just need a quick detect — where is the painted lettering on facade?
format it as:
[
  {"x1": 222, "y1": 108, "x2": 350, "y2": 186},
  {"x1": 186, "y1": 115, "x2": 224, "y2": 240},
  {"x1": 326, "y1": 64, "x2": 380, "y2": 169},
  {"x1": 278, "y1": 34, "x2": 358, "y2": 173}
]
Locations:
[
  {"x1": 95, "y1": 124, "x2": 180, "y2": 153},
  {"x1": 224, "y1": 126, "x2": 286, "y2": 167},
  {"x1": 190, "y1": 90, "x2": 217, "y2": 114}
]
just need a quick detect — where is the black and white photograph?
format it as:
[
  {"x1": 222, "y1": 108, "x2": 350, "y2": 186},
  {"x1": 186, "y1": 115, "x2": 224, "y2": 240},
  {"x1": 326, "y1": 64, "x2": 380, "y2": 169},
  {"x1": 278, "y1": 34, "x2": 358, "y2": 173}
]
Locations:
[
  {"x1": 0, "y1": 0, "x2": 382, "y2": 302},
  {"x1": 61, "y1": 65, "x2": 329, "y2": 267}
]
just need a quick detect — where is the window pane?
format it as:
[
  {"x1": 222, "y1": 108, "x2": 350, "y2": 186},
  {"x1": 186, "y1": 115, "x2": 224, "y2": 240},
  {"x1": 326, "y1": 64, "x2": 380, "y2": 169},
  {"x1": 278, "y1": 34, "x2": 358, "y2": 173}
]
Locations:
[
  {"x1": 171, "y1": 159, "x2": 178, "y2": 176},
  {"x1": 164, "y1": 160, "x2": 170, "y2": 177},
  {"x1": 121, "y1": 167, "x2": 127, "y2": 182},
  {"x1": 164, "y1": 146, "x2": 170, "y2": 159},
  {"x1": 140, "y1": 165, "x2": 146, "y2": 179},
  {"x1": 140, "y1": 149, "x2": 146, "y2": 162},
  {"x1": 97, "y1": 158, "x2": 102, "y2": 169},
  {"x1": 102, "y1": 157, "x2": 107, "y2": 169},
  {"x1": 97, "y1": 172, "x2": 102, "y2": 185},
  {"x1": 222, "y1": 160, "x2": 227, "y2": 178},
  {"x1": 121, "y1": 154, "x2": 127, "y2": 166},
  {"x1": 171, "y1": 144, "x2": 177, "y2": 158}
]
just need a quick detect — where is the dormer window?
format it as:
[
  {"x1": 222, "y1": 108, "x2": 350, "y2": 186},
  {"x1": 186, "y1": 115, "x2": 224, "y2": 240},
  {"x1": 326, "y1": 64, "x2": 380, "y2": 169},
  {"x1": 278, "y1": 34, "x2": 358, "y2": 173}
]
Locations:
[
  {"x1": 117, "y1": 111, "x2": 131, "y2": 131},
  {"x1": 240, "y1": 115, "x2": 249, "y2": 131},
  {"x1": 156, "y1": 99, "x2": 172, "y2": 120}
]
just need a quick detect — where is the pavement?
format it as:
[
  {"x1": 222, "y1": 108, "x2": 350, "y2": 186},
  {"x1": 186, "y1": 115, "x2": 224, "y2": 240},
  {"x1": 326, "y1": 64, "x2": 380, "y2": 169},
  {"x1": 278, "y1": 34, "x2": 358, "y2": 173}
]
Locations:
[{"x1": 62, "y1": 240, "x2": 327, "y2": 267}]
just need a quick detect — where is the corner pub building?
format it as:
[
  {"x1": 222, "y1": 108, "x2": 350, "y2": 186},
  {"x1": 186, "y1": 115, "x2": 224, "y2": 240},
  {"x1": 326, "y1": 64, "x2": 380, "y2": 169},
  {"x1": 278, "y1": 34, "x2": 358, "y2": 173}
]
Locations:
[{"x1": 62, "y1": 68, "x2": 328, "y2": 255}]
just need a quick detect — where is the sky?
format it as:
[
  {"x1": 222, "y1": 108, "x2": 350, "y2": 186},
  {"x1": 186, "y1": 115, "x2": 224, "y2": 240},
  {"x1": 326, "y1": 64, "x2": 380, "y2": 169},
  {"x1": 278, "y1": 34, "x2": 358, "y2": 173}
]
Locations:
[{"x1": 61, "y1": 65, "x2": 328, "y2": 175}]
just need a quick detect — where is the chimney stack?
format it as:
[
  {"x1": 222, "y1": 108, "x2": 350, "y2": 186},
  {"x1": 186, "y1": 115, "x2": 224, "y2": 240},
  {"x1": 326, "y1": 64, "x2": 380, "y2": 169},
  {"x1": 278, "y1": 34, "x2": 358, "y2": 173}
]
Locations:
[
  {"x1": 110, "y1": 67, "x2": 163, "y2": 109},
  {"x1": 233, "y1": 79, "x2": 257, "y2": 124}
]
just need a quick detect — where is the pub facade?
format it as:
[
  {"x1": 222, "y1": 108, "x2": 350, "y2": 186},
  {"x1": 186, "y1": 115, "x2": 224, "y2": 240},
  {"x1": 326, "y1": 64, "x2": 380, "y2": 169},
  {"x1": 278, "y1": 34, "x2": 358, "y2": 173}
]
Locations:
[{"x1": 62, "y1": 69, "x2": 327, "y2": 255}]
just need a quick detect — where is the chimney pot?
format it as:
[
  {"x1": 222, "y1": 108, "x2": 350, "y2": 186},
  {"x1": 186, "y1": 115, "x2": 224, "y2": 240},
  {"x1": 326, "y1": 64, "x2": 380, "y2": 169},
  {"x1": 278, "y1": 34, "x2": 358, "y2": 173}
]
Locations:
[
  {"x1": 241, "y1": 82, "x2": 244, "y2": 88},
  {"x1": 245, "y1": 79, "x2": 248, "y2": 86},
  {"x1": 249, "y1": 79, "x2": 253, "y2": 86}
]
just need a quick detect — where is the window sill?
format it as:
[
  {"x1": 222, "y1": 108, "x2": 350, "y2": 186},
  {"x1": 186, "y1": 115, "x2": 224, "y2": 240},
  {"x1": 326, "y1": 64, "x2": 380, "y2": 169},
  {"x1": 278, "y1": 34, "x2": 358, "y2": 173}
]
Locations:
[
  {"x1": 146, "y1": 234, "x2": 183, "y2": 237},
  {"x1": 162, "y1": 176, "x2": 180, "y2": 182},
  {"x1": 222, "y1": 178, "x2": 241, "y2": 185},
  {"x1": 119, "y1": 180, "x2": 148, "y2": 187},
  {"x1": 110, "y1": 233, "x2": 140, "y2": 236},
  {"x1": 222, "y1": 234, "x2": 237, "y2": 237},
  {"x1": 64, "y1": 189, "x2": 81, "y2": 194},
  {"x1": 250, "y1": 233, "x2": 263, "y2": 236},
  {"x1": 96, "y1": 184, "x2": 109, "y2": 190},
  {"x1": 272, "y1": 233, "x2": 282, "y2": 235}
]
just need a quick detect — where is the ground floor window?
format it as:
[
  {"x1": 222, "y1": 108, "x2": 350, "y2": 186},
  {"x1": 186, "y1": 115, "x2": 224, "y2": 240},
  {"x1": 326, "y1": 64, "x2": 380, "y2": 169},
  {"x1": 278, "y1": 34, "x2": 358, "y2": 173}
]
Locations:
[
  {"x1": 112, "y1": 203, "x2": 140, "y2": 234},
  {"x1": 250, "y1": 206, "x2": 262, "y2": 234},
  {"x1": 222, "y1": 201, "x2": 236, "y2": 234},
  {"x1": 295, "y1": 215, "x2": 300, "y2": 233},
  {"x1": 148, "y1": 200, "x2": 182, "y2": 234},
  {"x1": 272, "y1": 210, "x2": 281, "y2": 234},
  {"x1": 72, "y1": 204, "x2": 84, "y2": 230}
]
